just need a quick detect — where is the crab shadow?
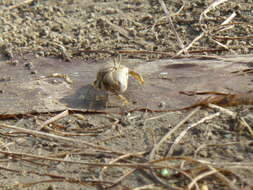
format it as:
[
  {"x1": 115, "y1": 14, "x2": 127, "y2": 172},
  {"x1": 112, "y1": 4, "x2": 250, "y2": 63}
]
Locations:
[{"x1": 60, "y1": 84, "x2": 108, "y2": 110}]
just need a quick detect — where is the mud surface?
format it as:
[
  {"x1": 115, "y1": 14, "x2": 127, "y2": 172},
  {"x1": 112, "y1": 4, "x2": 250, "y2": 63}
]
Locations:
[{"x1": 0, "y1": 0, "x2": 253, "y2": 190}]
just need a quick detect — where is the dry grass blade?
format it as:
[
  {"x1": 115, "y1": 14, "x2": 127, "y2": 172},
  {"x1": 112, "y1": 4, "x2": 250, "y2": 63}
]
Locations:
[
  {"x1": 239, "y1": 117, "x2": 253, "y2": 137},
  {"x1": 0, "y1": 150, "x2": 166, "y2": 169},
  {"x1": 6, "y1": 0, "x2": 35, "y2": 10},
  {"x1": 188, "y1": 165, "x2": 239, "y2": 190},
  {"x1": 97, "y1": 148, "x2": 146, "y2": 188},
  {"x1": 15, "y1": 179, "x2": 112, "y2": 188},
  {"x1": 158, "y1": 0, "x2": 188, "y2": 55},
  {"x1": 208, "y1": 103, "x2": 236, "y2": 118},
  {"x1": 150, "y1": 156, "x2": 252, "y2": 189},
  {"x1": 178, "y1": 0, "x2": 233, "y2": 56},
  {"x1": 39, "y1": 124, "x2": 97, "y2": 137},
  {"x1": 214, "y1": 35, "x2": 253, "y2": 40},
  {"x1": 208, "y1": 103, "x2": 253, "y2": 136},
  {"x1": 38, "y1": 110, "x2": 69, "y2": 130},
  {"x1": 149, "y1": 106, "x2": 200, "y2": 161},
  {"x1": 78, "y1": 49, "x2": 174, "y2": 57},
  {"x1": 99, "y1": 152, "x2": 145, "y2": 188},
  {"x1": 188, "y1": 168, "x2": 217, "y2": 190},
  {"x1": 133, "y1": 184, "x2": 162, "y2": 190},
  {"x1": 210, "y1": 37, "x2": 237, "y2": 54},
  {"x1": 104, "y1": 169, "x2": 136, "y2": 189},
  {"x1": 185, "y1": 93, "x2": 253, "y2": 110},
  {"x1": 0, "y1": 165, "x2": 113, "y2": 188},
  {"x1": 221, "y1": 11, "x2": 237, "y2": 26},
  {"x1": 200, "y1": 0, "x2": 229, "y2": 20},
  {"x1": 168, "y1": 112, "x2": 220, "y2": 155},
  {"x1": 0, "y1": 123, "x2": 118, "y2": 153},
  {"x1": 148, "y1": 107, "x2": 200, "y2": 189},
  {"x1": 194, "y1": 142, "x2": 240, "y2": 158},
  {"x1": 206, "y1": 166, "x2": 240, "y2": 190},
  {"x1": 176, "y1": 33, "x2": 205, "y2": 56},
  {"x1": 145, "y1": 112, "x2": 174, "y2": 122},
  {"x1": 205, "y1": 7, "x2": 237, "y2": 54},
  {"x1": 150, "y1": 156, "x2": 253, "y2": 168}
]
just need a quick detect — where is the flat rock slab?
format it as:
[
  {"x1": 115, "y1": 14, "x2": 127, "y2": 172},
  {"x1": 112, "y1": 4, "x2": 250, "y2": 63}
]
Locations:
[{"x1": 0, "y1": 54, "x2": 252, "y2": 113}]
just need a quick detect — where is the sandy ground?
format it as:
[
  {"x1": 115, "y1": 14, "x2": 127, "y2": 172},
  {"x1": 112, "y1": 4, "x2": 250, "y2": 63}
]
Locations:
[{"x1": 0, "y1": 0, "x2": 252, "y2": 190}]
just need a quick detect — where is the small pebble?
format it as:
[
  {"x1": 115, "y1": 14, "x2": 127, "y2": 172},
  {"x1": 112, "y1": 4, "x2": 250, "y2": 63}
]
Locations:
[
  {"x1": 46, "y1": 185, "x2": 55, "y2": 190},
  {"x1": 159, "y1": 101, "x2": 166, "y2": 108},
  {"x1": 31, "y1": 70, "x2": 37, "y2": 74},
  {"x1": 161, "y1": 168, "x2": 170, "y2": 177},
  {"x1": 224, "y1": 134, "x2": 232, "y2": 139},
  {"x1": 11, "y1": 60, "x2": 19, "y2": 66},
  {"x1": 52, "y1": 79, "x2": 59, "y2": 84},
  {"x1": 25, "y1": 62, "x2": 33, "y2": 70},
  {"x1": 37, "y1": 51, "x2": 45, "y2": 56}
]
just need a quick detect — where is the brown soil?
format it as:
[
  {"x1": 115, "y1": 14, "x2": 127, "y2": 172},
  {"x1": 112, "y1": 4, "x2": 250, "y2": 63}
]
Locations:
[{"x1": 0, "y1": 0, "x2": 252, "y2": 190}]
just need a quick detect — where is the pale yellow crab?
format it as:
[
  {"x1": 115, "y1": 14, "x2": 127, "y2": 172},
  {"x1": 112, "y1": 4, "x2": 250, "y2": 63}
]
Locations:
[{"x1": 93, "y1": 58, "x2": 144, "y2": 105}]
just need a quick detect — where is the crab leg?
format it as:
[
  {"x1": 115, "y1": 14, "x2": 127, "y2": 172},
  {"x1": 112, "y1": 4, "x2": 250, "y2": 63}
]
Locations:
[{"x1": 117, "y1": 94, "x2": 129, "y2": 105}]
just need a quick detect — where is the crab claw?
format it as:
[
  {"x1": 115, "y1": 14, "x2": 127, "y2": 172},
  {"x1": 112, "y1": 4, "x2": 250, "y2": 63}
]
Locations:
[{"x1": 129, "y1": 70, "x2": 144, "y2": 85}]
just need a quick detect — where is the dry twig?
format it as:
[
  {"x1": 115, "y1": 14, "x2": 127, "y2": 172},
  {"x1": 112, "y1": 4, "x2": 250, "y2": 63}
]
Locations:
[
  {"x1": 6, "y1": 0, "x2": 35, "y2": 10},
  {"x1": 0, "y1": 150, "x2": 164, "y2": 169},
  {"x1": 0, "y1": 123, "x2": 119, "y2": 153},
  {"x1": 168, "y1": 112, "x2": 220, "y2": 155},
  {"x1": 208, "y1": 103, "x2": 236, "y2": 118},
  {"x1": 177, "y1": 0, "x2": 235, "y2": 56},
  {"x1": 149, "y1": 106, "x2": 201, "y2": 161},
  {"x1": 133, "y1": 184, "x2": 161, "y2": 190},
  {"x1": 149, "y1": 106, "x2": 201, "y2": 189},
  {"x1": 188, "y1": 168, "x2": 217, "y2": 190},
  {"x1": 158, "y1": 0, "x2": 188, "y2": 55},
  {"x1": 239, "y1": 117, "x2": 253, "y2": 137},
  {"x1": 38, "y1": 110, "x2": 69, "y2": 130}
]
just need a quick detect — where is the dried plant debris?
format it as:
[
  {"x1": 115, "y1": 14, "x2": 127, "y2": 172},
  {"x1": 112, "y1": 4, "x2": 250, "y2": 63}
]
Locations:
[
  {"x1": 0, "y1": 0, "x2": 252, "y2": 60},
  {"x1": 0, "y1": 108, "x2": 252, "y2": 190},
  {"x1": 0, "y1": 1, "x2": 253, "y2": 190}
]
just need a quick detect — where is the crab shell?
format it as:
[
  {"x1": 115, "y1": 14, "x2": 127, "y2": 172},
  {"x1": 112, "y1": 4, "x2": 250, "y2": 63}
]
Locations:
[{"x1": 94, "y1": 65, "x2": 129, "y2": 94}]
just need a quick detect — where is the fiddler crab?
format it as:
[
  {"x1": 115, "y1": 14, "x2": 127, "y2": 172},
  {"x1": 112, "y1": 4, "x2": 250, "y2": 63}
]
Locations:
[{"x1": 93, "y1": 58, "x2": 144, "y2": 105}]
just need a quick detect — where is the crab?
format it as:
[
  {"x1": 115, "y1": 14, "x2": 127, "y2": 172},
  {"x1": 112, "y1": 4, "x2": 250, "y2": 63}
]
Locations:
[{"x1": 93, "y1": 58, "x2": 144, "y2": 105}]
